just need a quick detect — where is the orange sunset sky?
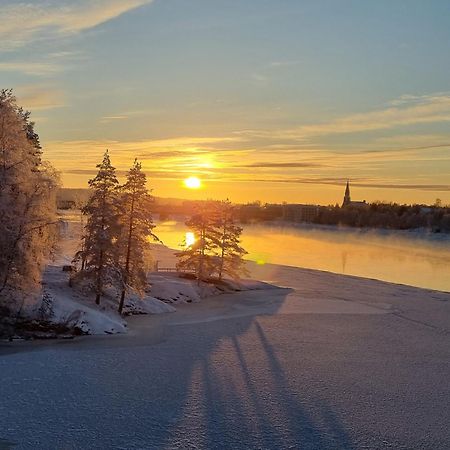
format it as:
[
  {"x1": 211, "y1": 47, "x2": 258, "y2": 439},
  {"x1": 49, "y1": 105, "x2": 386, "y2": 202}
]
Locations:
[{"x1": 1, "y1": 0, "x2": 449, "y2": 205}]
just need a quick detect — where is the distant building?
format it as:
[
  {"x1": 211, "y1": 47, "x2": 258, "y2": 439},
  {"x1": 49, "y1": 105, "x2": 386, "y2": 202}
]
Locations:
[
  {"x1": 341, "y1": 181, "x2": 367, "y2": 208},
  {"x1": 282, "y1": 204, "x2": 319, "y2": 222}
]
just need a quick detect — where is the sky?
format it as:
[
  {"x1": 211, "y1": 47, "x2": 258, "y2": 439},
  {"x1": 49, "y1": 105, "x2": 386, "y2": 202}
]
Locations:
[{"x1": 1, "y1": 0, "x2": 450, "y2": 205}]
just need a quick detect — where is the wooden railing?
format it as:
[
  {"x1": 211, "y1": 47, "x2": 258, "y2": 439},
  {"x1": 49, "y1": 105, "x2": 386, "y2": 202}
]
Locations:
[{"x1": 156, "y1": 267, "x2": 196, "y2": 273}]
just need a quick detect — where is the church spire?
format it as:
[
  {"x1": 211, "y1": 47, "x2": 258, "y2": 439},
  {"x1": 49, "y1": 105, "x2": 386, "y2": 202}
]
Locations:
[{"x1": 342, "y1": 180, "x2": 351, "y2": 207}]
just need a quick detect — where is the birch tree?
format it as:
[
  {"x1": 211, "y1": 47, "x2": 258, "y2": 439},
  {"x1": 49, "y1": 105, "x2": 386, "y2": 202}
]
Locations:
[{"x1": 0, "y1": 89, "x2": 58, "y2": 313}]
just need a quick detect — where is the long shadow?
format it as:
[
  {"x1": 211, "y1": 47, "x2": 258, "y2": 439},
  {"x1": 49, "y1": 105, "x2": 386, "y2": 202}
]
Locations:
[
  {"x1": 146, "y1": 287, "x2": 354, "y2": 449},
  {"x1": 0, "y1": 285, "x2": 355, "y2": 449},
  {"x1": 172, "y1": 319, "x2": 354, "y2": 449}
]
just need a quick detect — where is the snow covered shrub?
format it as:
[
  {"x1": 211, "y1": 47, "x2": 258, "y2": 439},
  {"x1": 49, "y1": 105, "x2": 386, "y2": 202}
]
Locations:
[{"x1": 37, "y1": 292, "x2": 55, "y2": 320}]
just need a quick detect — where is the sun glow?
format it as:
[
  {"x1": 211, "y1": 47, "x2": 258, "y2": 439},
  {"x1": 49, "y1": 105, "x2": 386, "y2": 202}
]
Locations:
[
  {"x1": 185, "y1": 232, "x2": 196, "y2": 247},
  {"x1": 184, "y1": 176, "x2": 201, "y2": 189}
]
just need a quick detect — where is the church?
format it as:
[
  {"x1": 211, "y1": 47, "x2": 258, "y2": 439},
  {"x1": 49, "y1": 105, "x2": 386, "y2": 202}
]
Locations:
[{"x1": 342, "y1": 181, "x2": 367, "y2": 208}]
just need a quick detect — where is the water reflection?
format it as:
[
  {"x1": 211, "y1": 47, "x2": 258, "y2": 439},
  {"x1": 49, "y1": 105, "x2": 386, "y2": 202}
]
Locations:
[
  {"x1": 185, "y1": 232, "x2": 196, "y2": 247},
  {"x1": 156, "y1": 220, "x2": 450, "y2": 292}
]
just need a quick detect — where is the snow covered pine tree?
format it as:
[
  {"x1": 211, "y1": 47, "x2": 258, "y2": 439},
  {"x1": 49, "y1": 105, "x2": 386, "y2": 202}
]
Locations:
[
  {"x1": 214, "y1": 200, "x2": 248, "y2": 281},
  {"x1": 176, "y1": 201, "x2": 248, "y2": 283},
  {"x1": 176, "y1": 202, "x2": 217, "y2": 283},
  {"x1": 75, "y1": 150, "x2": 121, "y2": 305},
  {"x1": 117, "y1": 159, "x2": 159, "y2": 314}
]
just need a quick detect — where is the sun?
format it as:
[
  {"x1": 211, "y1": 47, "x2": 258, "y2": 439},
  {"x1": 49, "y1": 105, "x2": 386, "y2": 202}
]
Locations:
[{"x1": 184, "y1": 176, "x2": 201, "y2": 189}]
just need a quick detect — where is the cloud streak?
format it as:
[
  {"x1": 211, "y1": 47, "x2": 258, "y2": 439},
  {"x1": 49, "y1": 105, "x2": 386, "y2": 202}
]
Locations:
[
  {"x1": 242, "y1": 94, "x2": 450, "y2": 141},
  {"x1": 0, "y1": 61, "x2": 63, "y2": 76},
  {"x1": 298, "y1": 94, "x2": 450, "y2": 136},
  {"x1": 0, "y1": 0, "x2": 153, "y2": 50},
  {"x1": 240, "y1": 162, "x2": 324, "y2": 168},
  {"x1": 244, "y1": 178, "x2": 450, "y2": 192},
  {"x1": 17, "y1": 85, "x2": 65, "y2": 110}
]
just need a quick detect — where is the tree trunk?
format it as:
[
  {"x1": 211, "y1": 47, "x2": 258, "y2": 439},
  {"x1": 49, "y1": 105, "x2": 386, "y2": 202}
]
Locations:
[
  {"x1": 118, "y1": 194, "x2": 135, "y2": 314},
  {"x1": 95, "y1": 249, "x2": 103, "y2": 305},
  {"x1": 197, "y1": 228, "x2": 205, "y2": 286},
  {"x1": 218, "y1": 221, "x2": 226, "y2": 280},
  {"x1": 96, "y1": 196, "x2": 107, "y2": 305}
]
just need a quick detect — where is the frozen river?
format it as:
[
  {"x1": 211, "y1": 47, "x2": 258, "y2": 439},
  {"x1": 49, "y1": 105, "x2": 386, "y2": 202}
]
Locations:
[
  {"x1": 8, "y1": 212, "x2": 444, "y2": 448},
  {"x1": 156, "y1": 220, "x2": 450, "y2": 292},
  {"x1": 1, "y1": 261, "x2": 449, "y2": 449}
]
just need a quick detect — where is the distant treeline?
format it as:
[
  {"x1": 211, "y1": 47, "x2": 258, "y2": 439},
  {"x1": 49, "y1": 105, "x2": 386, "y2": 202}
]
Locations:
[
  {"x1": 313, "y1": 202, "x2": 450, "y2": 232},
  {"x1": 57, "y1": 189, "x2": 450, "y2": 233},
  {"x1": 156, "y1": 200, "x2": 450, "y2": 233},
  {"x1": 236, "y1": 202, "x2": 450, "y2": 232}
]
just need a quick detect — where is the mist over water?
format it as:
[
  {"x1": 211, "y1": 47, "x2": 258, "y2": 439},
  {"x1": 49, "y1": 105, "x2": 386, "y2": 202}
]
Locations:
[{"x1": 156, "y1": 220, "x2": 450, "y2": 293}]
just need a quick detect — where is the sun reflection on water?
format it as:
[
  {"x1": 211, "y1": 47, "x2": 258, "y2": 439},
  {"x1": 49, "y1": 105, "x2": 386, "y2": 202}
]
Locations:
[{"x1": 185, "y1": 232, "x2": 196, "y2": 247}]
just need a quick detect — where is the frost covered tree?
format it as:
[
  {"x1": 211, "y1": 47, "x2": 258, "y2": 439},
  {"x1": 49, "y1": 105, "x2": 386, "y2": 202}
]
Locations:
[
  {"x1": 75, "y1": 150, "x2": 121, "y2": 305},
  {"x1": 176, "y1": 202, "x2": 219, "y2": 284},
  {"x1": 176, "y1": 201, "x2": 248, "y2": 282},
  {"x1": 0, "y1": 89, "x2": 58, "y2": 314},
  {"x1": 214, "y1": 200, "x2": 248, "y2": 280},
  {"x1": 117, "y1": 159, "x2": 158, "y2": 314}
]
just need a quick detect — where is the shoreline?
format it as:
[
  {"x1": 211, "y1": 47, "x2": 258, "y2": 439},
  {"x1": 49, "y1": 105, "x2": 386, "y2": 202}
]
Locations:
[
  {"x1": 3, "y1": 214, "x2": 448, "y2": 342},
  {"x1": 152, "y1": 241, "x2": 450, "y2": 295},
  {"x1": 3, "y1": 254, "x2": 449, "y2": 346},
  {"x1": 246, "y1": 219, "x2": 450, "y2": 242}
]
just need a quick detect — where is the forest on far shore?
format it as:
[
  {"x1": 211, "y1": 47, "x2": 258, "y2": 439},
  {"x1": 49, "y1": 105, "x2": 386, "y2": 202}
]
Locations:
[{"x1": 58, "y1": 188, "x2": 450, "y2": 234}]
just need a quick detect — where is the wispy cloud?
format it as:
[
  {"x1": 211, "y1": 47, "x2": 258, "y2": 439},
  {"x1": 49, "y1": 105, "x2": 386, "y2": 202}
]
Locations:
[
  {"x1": 0, "y1": 61, "x2": 63, "y2": 76},
  {"x1": 251, "y1": 73, "x2": 269, "y2": 86},
  {"x1": 17, "y1": 85, "x2": 65, "y2": 110},
  {"x1": 43, "y1": 130, "x2": 450, "y2": 196},
  {"x1": 45, "y1": 136, "x2": 244, "y2": 164},
  {"x1": 0, "y1": 51, "x2": 86, "y2": 76},
  {"x1": 242, "y1": 177, "x2": 450, "y2": 192},
  {"x1": 373, "y1": 133, "x2": 450, "y2": 151},
  {"x1": 100, "y1": 115, "x2": 129, "y2": 124},
  {"x1": 242, "y1": 93, "x2": 450, "y2": 141},
  {"x1": 0, "y1": 0, "x2": 153, "y2": 50},
  {"x1": 269, "y1": 60, "x2": 300, "y2": 68},
  {"x1": 241, "y1": 162, "x2": 324, "y2": 168},
  {"x1": 99, "y1": 109, "x2": 158, "y2": 124},
  {"x1": 297, "y1": 93, "x2": 450, "y2": 137}
]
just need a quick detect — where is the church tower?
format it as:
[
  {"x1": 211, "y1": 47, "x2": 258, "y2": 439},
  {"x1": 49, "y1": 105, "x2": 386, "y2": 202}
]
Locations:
[{"x1": 342, "y1": 180, "x2": 351, "y2": 207}]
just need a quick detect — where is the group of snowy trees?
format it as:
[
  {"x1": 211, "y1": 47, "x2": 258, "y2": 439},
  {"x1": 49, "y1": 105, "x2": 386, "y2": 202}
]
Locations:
[
  {"x1": 176, "y1": 200, "x2": 247, "y2": 283},
  {"x1": 76, "y1": 152, "x2": 248, "y2": 311},
  {"x1": 0, "y1": 90, "x2": 58, "y2": 315},
  {"x1": 73, "y1": 151, "x2": 158, "y2": 313},
  {"x1": 0, "y1": 89, "x2": 249, "y2": 321}
]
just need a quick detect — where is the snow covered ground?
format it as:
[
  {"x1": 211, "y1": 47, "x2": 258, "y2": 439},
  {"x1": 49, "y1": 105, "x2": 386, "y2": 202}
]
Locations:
[
  {"x1": 34, "y1": 212, "x2": 271, "y2": 335},
  {"x1": 1, "y1": 256, "x2": 449, "y2": 449},
  {"x1": 1, "y1": 211, "x2": 449, "y2": 449}
]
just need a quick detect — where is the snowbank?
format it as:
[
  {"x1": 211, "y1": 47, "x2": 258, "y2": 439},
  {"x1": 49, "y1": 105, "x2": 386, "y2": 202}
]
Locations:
[
  {"x1": 148, "y1": 272, "x2": 274, "y2": 304},
  {"x1": 122, "y1": 294, "x2": 176, "y2": 315},
  {"x1": 40, "y1": 265, "x2": 127, "y2": 335},
  {"x1": 149, "y1": 273, "x2": 215, "y2": 303}
]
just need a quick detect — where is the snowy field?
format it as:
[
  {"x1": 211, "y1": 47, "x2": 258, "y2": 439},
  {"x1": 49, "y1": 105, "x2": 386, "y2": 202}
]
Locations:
[{"x1": 0, "y1": 213, "x2": 449, "y2": 449}]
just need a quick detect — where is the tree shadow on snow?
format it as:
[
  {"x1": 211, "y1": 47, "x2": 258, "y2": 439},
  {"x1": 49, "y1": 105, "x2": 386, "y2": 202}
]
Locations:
[{"x1": 0, "y1": 282, "x2": 354, "y2": 449}]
